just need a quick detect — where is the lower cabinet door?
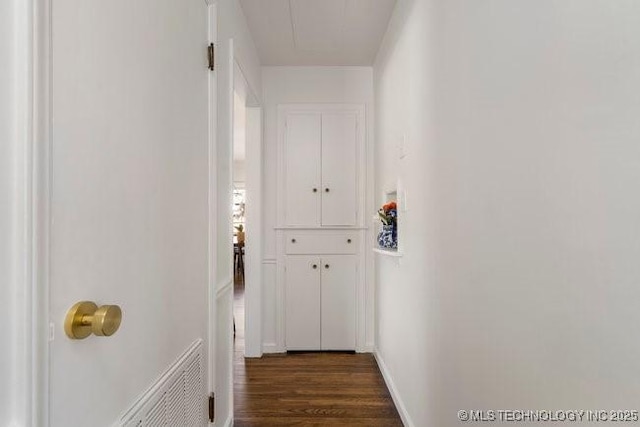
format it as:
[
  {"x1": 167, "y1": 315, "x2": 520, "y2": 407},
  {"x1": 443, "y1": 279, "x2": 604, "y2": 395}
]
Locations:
[
  {"x1": 285, "y1": 255, "x2": 321, "y2": 350},
  {"x1": 321, "y1": 255, "x2": 357, "y2": 350}
]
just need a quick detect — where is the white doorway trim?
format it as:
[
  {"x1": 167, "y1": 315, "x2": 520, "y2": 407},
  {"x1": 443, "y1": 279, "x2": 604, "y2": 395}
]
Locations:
[
  {"x1": 207, "y1": 0, "x2": 219, "y2": 415},
  {"x1": 212, "y1": 36, "x2": 235, "y2": 426},
  {"x1": 31, "y1": 1, "x2": 52, "y2": 424},
  {"x1": 231, "y1": 61, "x2": 263, "y2": 359},
  {"x1": 243, "y1": 106, "x2": 263, "y2": 358},
  {"x1": 3, "y1": 0, "x2": 51, "y2": 425}
]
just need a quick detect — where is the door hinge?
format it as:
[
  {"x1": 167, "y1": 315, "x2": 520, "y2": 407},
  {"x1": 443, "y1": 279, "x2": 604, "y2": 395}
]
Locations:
[
  {"x1": 207, "y1": 43, "x2": 215, "y2": 71},
  {"x1": 208, "y1": 393, "x2": 215, "y2": 422}
]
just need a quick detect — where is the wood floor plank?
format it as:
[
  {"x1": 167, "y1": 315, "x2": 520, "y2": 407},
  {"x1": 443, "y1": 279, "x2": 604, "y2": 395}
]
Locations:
[
  {"x1": 233, "y1": 277, "x2": 404, "y2": 426},
  {"x1": 234, "y1": 417, "x2": 403, "y2": 427}
]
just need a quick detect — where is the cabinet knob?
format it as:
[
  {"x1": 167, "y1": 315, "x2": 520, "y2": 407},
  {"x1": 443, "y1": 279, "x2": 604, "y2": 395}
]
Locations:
[
  {"x1": 325, "y1": 188, "x2": 330, "y2": 193},
  {"x1": 312, "y1": 264, "x2": 318, "y2": 269},
  {"x1": 347, "y1": 239, "x2": 352, "y2": 244},
  {"x1": 291, "y1": 238, "x2": 296, "y2": 243},
  {"x1": 312, "y1": 188, "x2": 318, "y2": 193},
  {"x1": 324, "y1": 264, "x2": 330, "y2": 269}
]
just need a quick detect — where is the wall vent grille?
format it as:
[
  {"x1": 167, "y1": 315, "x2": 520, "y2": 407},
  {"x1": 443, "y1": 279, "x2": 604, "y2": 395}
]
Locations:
[{"x1": 120, "y1": 340, "x2": 205, "y2": 427}]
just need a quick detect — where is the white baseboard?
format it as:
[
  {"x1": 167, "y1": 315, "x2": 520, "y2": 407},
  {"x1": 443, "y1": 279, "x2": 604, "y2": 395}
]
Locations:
[
  {"x1": 358, "y1": 342, "x2": 375, "y2": 353},
  {"x1": 262, "y1": 342, "x2": 282, "y2": 354},
  {"x1": 374, "y1": 349, "x2": 413, "y2": 427}
]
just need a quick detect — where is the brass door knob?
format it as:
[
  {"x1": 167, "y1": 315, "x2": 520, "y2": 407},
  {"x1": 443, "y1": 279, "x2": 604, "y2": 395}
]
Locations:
[{"x1": 64, "y1": 301, "x2": 123, "y2": 339}]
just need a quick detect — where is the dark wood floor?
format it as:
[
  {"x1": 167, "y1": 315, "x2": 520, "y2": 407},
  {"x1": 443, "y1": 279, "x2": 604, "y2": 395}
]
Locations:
[{"x1": 233, "y1": 276, "x2": 403, "y2": 426}]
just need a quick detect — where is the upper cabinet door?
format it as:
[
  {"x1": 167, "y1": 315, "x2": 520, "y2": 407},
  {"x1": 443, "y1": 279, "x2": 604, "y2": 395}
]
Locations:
[
  {"x1": 284, "y1": 113, "x2": 322, "y2": 226},
  {"x1": 321, "y1": 112, "x2": 358, "y2": 226}
]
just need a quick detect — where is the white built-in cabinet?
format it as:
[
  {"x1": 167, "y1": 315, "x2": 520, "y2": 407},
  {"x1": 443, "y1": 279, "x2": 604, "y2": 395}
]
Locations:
[
  {"x1": 283, "y1": 111, "x2": 358, "y2": 227},
  {"x1": 277, "y1": 104, "x2": 365, "y2": 352},
  {"x1": 285, "y1": 255, "x2": 357, "y2": 350},
  {"x1": 284, "y1": 231, "x2": 358, "y2": 350}
]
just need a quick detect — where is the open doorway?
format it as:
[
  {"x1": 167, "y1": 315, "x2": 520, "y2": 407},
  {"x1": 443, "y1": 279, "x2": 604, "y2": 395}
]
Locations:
[{"x1": 232, "y1": 90, "x2": 247, "y2": 354}]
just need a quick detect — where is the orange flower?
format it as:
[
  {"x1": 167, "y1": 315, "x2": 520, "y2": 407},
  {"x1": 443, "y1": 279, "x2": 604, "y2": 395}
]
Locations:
[{"x1": 382, "y1": 201, "x2": 397, "y2": 212}]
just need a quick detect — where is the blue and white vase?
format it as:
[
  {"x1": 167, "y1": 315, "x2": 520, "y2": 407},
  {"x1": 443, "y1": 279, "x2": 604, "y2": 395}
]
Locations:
[{"x1": 377, "y1": 224, "x2": 397, "y2": 249}]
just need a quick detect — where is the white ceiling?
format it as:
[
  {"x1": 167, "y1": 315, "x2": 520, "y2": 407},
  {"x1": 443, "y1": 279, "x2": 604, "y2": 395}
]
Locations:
[{"x1": 239, "y1": 0, "x2": 397, "y2": 66}]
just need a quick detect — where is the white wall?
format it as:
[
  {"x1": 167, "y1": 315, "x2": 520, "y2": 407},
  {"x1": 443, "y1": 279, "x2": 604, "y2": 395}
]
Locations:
[
  {"x1": 233, "y1": 161, "x2": 246, "y2": 185},
  {"x1": 373, "y1": 1, "x2": 434, "y2": 425},
  {"x1": 261, "y1": 66, "x2": 375, "y2": 351},
  {"x1": 233, "y1": 90, "x2": 247, "y2": 185},
  {"x1": 218, "y1": 0, "x2": 262, "y2": 106},
  {"x1": 374, "y1": 1, "x2": 640, "y2": 426},
  {"x1": 217, "y1": 0, "x2": 261, "y2": 286}
]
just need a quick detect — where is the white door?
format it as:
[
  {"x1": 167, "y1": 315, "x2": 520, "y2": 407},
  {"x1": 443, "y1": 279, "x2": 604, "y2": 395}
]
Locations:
[
  {"x1": 321, "y1": 112, "x2": 358, "y2": 226},
  {"x1": 49, "y1": 1, "x2": 210, "y2": 426},
  {"x1": 321, "y1": 255, "x2": 356, "y2": 350},
  {"x1": 285, "y1": 256, "x2": 321, "y2": 350},
  {"x1": 284, "y1": 113, "x2": 322, "y2": 226}
]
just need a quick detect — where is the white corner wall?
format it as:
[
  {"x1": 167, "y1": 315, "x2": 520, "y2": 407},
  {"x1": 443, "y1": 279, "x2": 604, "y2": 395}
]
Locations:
[
  {"x1": 375, "y1": 1, "x2": 640, "y2": 426},
  {"x1": 216, "y1": 0, "x2": 262, "y2": 286},
  {"x1": 261, "y1": 66, "x2": 375, "y2": 352},
  {"x1": 218, "y1": 0, "x2": 262, "y2": 104},
  {"x1": 373, "y1": 1, "x2": 435, "y2": 425}
]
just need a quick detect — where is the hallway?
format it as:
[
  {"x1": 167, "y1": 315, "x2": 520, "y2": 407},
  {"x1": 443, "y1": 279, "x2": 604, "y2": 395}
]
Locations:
[
  {"x1": 5, "y1": 0, "x2": 640, "y2": 425},
  {"x1": 233, "y1": 277, "x2": 402, "y2": 426}
]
